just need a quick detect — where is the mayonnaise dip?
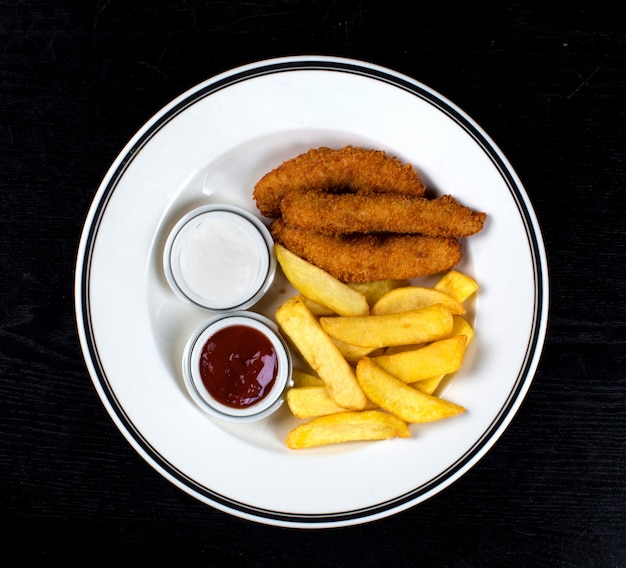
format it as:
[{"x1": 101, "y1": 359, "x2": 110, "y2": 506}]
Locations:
[{"x1": 165, "y1": 206, "x2": 274, "y2": 311}]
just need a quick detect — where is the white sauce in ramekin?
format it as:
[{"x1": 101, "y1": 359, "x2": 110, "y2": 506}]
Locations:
[
  {"x1": 178, "y1": 216, "x2": 263, "y2": 306},
  {"x1": 164, "y1": 205, "x2": 275, "y2": 311}
]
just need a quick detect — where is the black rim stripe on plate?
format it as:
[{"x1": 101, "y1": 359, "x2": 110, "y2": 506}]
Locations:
[{"x1": 79, "y1": 58, "x2": 546, "y2": 525}]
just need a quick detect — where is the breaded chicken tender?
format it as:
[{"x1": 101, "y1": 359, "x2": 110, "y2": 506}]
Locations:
[
  {"x1": 280, "y1": 190, "x2": 487, "y2": 238},
  {"x1": 254, "y1": 146, "x2": 426, "y2": 218},
  {"x1": 270, "y1": 220, "x2": 462, "y2": 283}
]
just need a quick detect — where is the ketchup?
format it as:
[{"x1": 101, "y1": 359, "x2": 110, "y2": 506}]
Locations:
[{"x1": 199, "y1": 325, "x2": 278, "y2": 408}]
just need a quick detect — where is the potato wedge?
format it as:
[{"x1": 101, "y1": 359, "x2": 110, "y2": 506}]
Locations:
[
  {"x1": 433, "y1": 270, "x2": 478, "y2": 303},
  {"x1": 286, "y1": 410, "x2": 410, "y2": 449},
  {"x1": 286, "y1": 386, "x2": 377, "y2": 418},
  {"x1": 302, "y1": 297, "x2": 336, "y2": 316},
  {"x1": 413, "y1": 375, "x2": 446, "y2": 396},
  {"x1": 372, "y1": 335, "x2": 467, "y2": 383},
  {"x1": 383, "y1": 343, "x2": 424, "y2": 355},
  {"x1": 275, "y1": 244, "x2": 369, "y2": 317},
  {"x1": 292, "y1": 369, "x2": 324, "y2": 388},
  {"x1": 453, "y1": 315, "x2": 475, "y2": 344},
  {"x1": 371, "y1": 286, "x2": 465, "y2": 316},
  {"x1": 383, "y1": 316, "x2": 472, "y2": 355},
  {"x1": 286, "y1": 386, "x2": 350, "y2": 418},
  {"x1": 356, "y1": 358, "x2": 466, "y2": 423},
  {"x1": 276, "y1": 296, "x2": 369, "y2": 410},
  {"x1": 319, "y1": 304, "x2": 453, "y2": 349},
  {"x1": 331, "y1": 337, "x2": 380, "y2": 364},
  {"x1": 348, "y1": 280, "x2": 406, "y2": 307}
]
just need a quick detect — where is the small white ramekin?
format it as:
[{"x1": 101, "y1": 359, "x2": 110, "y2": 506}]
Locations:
[
  {"x1": 182, "y1": 312, "x2": 292, "y2": 422},
  {"x1": 164, "y1": 204, "x2": 276, "y2": 311}
]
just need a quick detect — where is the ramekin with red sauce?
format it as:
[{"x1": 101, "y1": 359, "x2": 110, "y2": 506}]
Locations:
[{"x1": 182, "y1": 312, "x2": 292, "y2": 422}]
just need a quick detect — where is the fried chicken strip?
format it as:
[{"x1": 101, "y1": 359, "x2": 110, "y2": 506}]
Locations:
[
  {"x1": 280, "y1": 190, "x2": 487, "y2": 238},
  {"x1": 254, "y1": 146, "x2": 426, "y2": 218},
  {"x1": 270, "y1": 220, "x2": 463, "y2": 283}
]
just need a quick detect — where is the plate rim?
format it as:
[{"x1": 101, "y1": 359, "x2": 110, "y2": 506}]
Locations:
[{"x1": 74, "y1": 55, "x2": 550, "y2": 528}]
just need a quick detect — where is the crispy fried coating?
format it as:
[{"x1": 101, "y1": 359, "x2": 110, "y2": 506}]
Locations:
[
  {"x1": 280, "y1": 190, "x2": 487, "y2": 238},
  {"x1": 253, "y1": 146, "x2": 426, "y2": 218},
  {"x1": 270, "y1": 220, "x2": 463, "y2": 283}
]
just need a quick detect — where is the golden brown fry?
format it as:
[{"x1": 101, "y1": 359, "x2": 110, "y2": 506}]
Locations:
[
  {"x1": 291, "y1": 369, "x2": 324, "y2": 387},
  {"x1": 285, "y1": 410, "x2": 411, "y2": 449},
  {"x1": 371, "y1": 286, "x2": 466, "y2": 316},
  {"x1": 372, "y1": 335, "x2": 468, "y2": 383},
  {"x1": 433, "y1": 270, "x2": 479, "y2": 303},
  {"x1": 452, "y1": 315, "x2": 475, "y2": 344},
  {"x1": 403, "y1": 317, "x2": 474, "y2": 395},
  {"x1": 286, "y1": 386, "x2": 377, "y2": 419},
  {"x1": 412, "y1": 375, "x2": 446, "y2": 396},
  {"x1": 286, "y1": 386, "x2": 351, "y2": 418},
  {"x1": 331, "y1": 337, "x2": 380, "y2": 364},
  {"x1": 253, "y1": 146, "x2": 426, "y2": 218},
  {"x1": 280, "y1": 190, "x2": 487, "y2": 238},
  {"x1": 275, "y1": 243, "x2": 369, "y2": 316},
  {"x1": 347, "y1": 279, "x2": 407, "y2": 307},
  {"x1": 319, "y1": 304, "x2": 454, "y2": 349},
  {"x1": 271, "y1": 220, "x2": 462, "y2": 283},
  {"x1": 356, "y1": 358, "x2": 466, "y2": 423},
  {"x1": 275, "y1": 296, "x2": 369, "y2": 410},
  {"x1": 302, "y1": 297, "x2": 336, "y2": 316}
]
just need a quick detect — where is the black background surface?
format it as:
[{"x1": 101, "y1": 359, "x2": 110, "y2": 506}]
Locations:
[{"x1": 2, "y1": 1, "x2": 625, "y2": 566}]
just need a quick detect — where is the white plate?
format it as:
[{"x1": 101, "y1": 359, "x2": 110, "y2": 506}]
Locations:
[{"x1": 75, "y1": 56, "x2": 549, "y2": 528}]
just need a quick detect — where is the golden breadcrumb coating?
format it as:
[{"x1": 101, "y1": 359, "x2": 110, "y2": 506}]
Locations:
[
  {"x1": 270, "y1": 220, "x2": 463, "y2": 283},
  {"x1": 253, "y1": 146, "x2": 426, "y2": 218},
  {"x1": 280, "y1": 190, "x2": 487, "y2": 238}
]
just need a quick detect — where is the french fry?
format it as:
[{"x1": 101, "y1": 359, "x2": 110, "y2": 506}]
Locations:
[
  {"x1": 319, "y1": 304, "x2": 453, "y2": 349},
  {"x1": 371, "y1": 286, "x2": 465, "y2": 316},
  {"x1": 292, "y1": 369, "x2": 324, "y2": 387},
  {"x1": 412, "y1": 375, "x2": 446, "y2": 396},
  {"x1": 286, "y1": 386, "x2": 377, "y2": 418},
  {"x1": 286, "y1": 386, "x2": 350, "y2": 418},
  {"x1": 276, "y1": 296, "x2": 369, "y2": 410},
  {"x1": 383, "y1": 343, "x2": 424, "y2": 355},
  {"x1": 356, "y1": 358, "x2": 466, "y2": 423},
  {"x1": 286, "y1": 410, "x2": 410, "y2": 449},
  {"x1": 275, "y1": 244, "x2": 369, "y2": 317},
  {"x1": 382, "y1": 316, "x2": 474, "y2": 394},
  {"x1": 381, "y1": 315, "x2": 472, "y2": 358},
  {"x1": 404, "y1": 318, "x2": 474, "y2": 395},
  {"x1": 453, "y1": 315, "x2": 475, "y2": 344},
  {"x1": 372, "y1": 335, "x2": 467, "y2": 384},
  {"x1": 433, "y1": 270, "x2": 478, "y2": 303},
  {"x1": 276, "y1": 259, "x2": 475, "y2": 447},
  {"x1": 331, "y1": 337, "x2": 380, "y2": 364},
  {"x1": 302, "y1": 297, "x2": 336, "y2": 316},
  {"x1": 348, "y1": 280, "x2": 406, "y2": 307}
]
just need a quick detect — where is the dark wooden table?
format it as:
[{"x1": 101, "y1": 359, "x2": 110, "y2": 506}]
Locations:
[{"x1": 2, "y1": 1, "x2": 625, "y2": 565}]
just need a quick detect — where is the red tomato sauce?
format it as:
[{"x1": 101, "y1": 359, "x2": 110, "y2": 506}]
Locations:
[{"x1": 199, "y1": 325, "x2": 278, "y2": 408}]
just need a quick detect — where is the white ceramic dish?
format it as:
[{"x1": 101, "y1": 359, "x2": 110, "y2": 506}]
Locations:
[
  {"x1": 182, "y1": 311, "x2": 292, "y2": 422},
  {"x1": 75, "y1": 56, "x2": 549, "y2": 528},
  {"x1": 163, "y1": 204, "x2": 276, "y2": 311}
]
